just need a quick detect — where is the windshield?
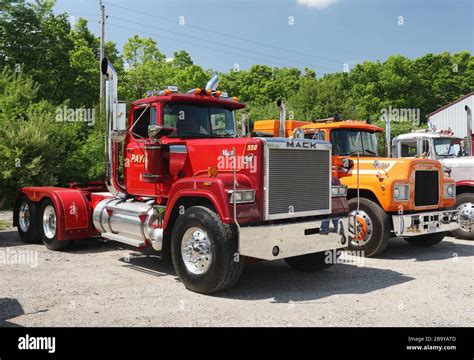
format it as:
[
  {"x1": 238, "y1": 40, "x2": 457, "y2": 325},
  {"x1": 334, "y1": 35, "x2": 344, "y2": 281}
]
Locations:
[
  {"x1": 163, "y1": 103, "x2": 236, "y2": 138},
  {"x1": 330, "y1": 129, "x2": 378, "y2": 156},
  {"x1": 434, "y1": 137, "x2": 469, "y2": 157}
]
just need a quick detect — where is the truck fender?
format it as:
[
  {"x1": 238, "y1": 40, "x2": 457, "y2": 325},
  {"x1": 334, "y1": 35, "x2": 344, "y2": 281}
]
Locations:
[
  {"x1": 456, "y1": 180, "x2": 474, "y2": 194},
  {"x1": 17, "y1": 187, "x2": 93, "y2": 240},
  {"x1": 164, "y1": 179, "x2": 231, "y2": 230}
]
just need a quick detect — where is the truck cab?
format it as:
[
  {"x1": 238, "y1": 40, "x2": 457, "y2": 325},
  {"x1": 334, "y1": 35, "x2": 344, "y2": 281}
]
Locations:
[
  {"x1": 253, "y1": 117, "x2": 460, "y2": 256},
  {"x1": 392, "y1": 130, "x2": 474, "y2": 239}
]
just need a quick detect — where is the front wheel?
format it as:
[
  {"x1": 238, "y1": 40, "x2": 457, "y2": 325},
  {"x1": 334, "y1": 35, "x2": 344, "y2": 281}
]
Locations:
[
  {"x1": 171, "y1": 206, "x2": 243, "y2": 294},
  {"x1": 347, "y1": 197, "x2": 391, "y2": 257},
  {"x1": 39, "y1": 198, "x2": 70, "y2": 251},
  {"x1": 451, "y1": 193, "x2": 474, "y2": 240},
  {"x1": 285, "y1": 250, "x2": 337, "y2": 272},
  {"x1": 404, "y1": 232, "x2": 446, "y2": 247}
]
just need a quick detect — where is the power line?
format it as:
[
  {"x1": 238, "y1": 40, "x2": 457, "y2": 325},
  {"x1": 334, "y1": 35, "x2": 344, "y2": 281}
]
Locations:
[
  {"x1": 108, "y1": 22, "x2": 301, "y2": 69},
  {"x1": 108, "y1": 15, "x2": 339, "y2": 72},
  {"x1": 103, "y1": 1, "x2": 344, "y2": 65}
]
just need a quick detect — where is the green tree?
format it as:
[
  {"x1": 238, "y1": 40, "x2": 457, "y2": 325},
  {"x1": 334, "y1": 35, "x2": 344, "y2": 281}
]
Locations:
[{"x1": 123, "y1": 35, "x2": 165, "y2": 67}]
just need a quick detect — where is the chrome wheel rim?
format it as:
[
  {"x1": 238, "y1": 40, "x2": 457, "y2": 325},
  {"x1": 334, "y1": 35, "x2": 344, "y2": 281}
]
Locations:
[
  {"x1": 457, "y1": 202, "x2": 474, "y2": 234},
  {"x1": 349, "y1": 210, "x2": 374, "y2": 246},
  {"x1": 42, "y1": 205, "x2": 57, "y2": 240},
  {"x1": 19, "y1": 202, "x2": 31, "y2": 233},
  {"x1": 181, "y1": 227, "x2": 212, "y2": 275}
]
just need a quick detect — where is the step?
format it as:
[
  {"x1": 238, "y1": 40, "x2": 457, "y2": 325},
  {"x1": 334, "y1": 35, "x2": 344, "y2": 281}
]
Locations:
[{"x1": 101, "y1": 233, "x2": 146, "y2": 247}]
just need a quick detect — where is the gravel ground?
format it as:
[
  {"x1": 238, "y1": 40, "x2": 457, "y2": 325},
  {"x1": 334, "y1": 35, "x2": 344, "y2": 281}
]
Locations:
[{"x1": 0, "y1": 210, "x2": 472, "y2": 327}]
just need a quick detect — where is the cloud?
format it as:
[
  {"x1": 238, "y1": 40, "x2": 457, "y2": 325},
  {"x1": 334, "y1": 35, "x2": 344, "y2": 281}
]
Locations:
[{"x1": 297, "y1": 0, "x2": 339, "y2": 9}]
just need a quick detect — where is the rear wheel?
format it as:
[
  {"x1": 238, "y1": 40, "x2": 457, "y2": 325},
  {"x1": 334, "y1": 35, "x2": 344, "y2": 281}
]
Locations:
[
  {"x1": 347, "y1": 197, "x2": 391, "y2": 257},
  {"x1": 285, "y1": 250, "x2": 337, "y2": 272},
  {"x1": 39, "y1": 198, "x2": 70, "y2": 251},
  {"x1": 451, "y1": 193, "x2": 474, "y2": 240},
  {"x1": 404, "y1": 232, "x2": 446, "y2": 247},
  {"x1": 16, "y1": 195, "x2": 40, "y2": 244},
  {"x1": 171, "y1": 206, "x2": 243, "y2": 294}
]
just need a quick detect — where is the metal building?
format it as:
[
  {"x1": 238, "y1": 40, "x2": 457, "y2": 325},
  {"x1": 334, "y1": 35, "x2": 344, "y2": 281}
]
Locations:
[{"x1": 427, "y1": 92, "x2": 474, "y2": 138}]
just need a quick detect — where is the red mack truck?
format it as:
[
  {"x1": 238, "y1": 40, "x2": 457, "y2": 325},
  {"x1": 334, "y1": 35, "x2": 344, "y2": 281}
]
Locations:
[{"x1": 13, "y1": 59, "x2": 351, "y2": 294}]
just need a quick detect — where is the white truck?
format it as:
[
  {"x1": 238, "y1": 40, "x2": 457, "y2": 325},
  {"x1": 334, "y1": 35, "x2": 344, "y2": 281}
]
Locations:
[{"x1": 392, "y1": 106, "x2": 474, "y2": 239}]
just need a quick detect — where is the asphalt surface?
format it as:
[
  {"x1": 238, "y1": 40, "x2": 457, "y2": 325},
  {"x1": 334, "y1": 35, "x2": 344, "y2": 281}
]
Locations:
[{"x1": 0, "y1": 211, "x2": 472, "y2": 327}]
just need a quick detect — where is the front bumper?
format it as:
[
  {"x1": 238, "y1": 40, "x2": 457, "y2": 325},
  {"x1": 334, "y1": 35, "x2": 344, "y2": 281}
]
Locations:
[
  {"x1": 392, "y1": 209, "x2": 459, "y2": 237},
  {"x1": 238, "y1": 216, "x2": 349, "y2": 260}
]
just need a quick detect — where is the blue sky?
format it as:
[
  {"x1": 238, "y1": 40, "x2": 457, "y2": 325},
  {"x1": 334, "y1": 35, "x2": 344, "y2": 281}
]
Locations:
[{"x1": 54, "y1": 0, "x2": 473, "y2": 75}]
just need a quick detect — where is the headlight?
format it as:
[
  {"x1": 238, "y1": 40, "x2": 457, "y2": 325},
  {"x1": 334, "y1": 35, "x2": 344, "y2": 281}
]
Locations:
[
  {"x1": 393, "y1": 184, "x2": 409, "y2": 201},
  {"x1": 444, "y1": 184, "x2": 455, "y2": 198},
  {"x1": 331, "y1": 185, "x2": 348, "y2": 197},
  {"x1": 228, "y1": 189, "x2": 255, "y2": 204}
]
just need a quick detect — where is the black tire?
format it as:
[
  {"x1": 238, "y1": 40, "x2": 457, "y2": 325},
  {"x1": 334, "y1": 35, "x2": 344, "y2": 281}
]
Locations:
[
  {"x1": 15, "y1": 195, "x2": 41, "y2": 244},
  {"x1": 347, "y1": 197, "x2": 391, "y2": 257},
  {"x1": 171, "y1": 206, "x2": 243, "y2": 294},
  {"x1": 404, "y1": 232, "x2": 446, "y2": 247},
  {"x1": 285, "y1": 250, "x2": 338, "y2": 272},
  {"x1": 451, "y1": 193, "x2": 474, "y2": 240},
  {"x1": 38, "y1": 198, "x2": 70, "y2": 251}
]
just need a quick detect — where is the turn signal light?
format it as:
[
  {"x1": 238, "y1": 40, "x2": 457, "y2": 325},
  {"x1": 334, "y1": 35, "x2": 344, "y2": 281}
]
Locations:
[{"x1": 208, "y1": 166, "x2": 218, "y2": 177}]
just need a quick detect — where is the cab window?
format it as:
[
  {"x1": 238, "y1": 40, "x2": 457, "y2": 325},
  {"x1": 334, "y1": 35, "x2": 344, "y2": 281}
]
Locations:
[
  {"x1": 132, "y1": 106, "x2": 157, "y2": 139},
  {"x1": 399, "y1": 141, "x2": 417, "y2": 157},
  {"x1": 305, "y1": 131, "x2": 325, "y2": 141}
]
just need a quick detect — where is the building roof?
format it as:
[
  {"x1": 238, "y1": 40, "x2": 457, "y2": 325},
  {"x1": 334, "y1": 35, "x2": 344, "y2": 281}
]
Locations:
[{"x1": 427, "y1": 92, "x2": 474, "y2": 118}]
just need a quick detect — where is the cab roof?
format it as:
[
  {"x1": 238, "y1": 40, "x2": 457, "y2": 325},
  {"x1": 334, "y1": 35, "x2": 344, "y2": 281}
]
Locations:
[
  {"x1": 132, "y1": 93, "x2": 246, "y2": 110},
  {"x1": 300, "y1": 120, "x2": 384, "y2": 132},
  {"x1": 394, "y1": 132, "x2": 463, "y2": 141}
]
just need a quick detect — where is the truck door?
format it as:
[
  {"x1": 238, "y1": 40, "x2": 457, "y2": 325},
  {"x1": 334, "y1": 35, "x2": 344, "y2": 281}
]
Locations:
[{"x1": 125, "y1": 104, "x2": 158, "y2": 196}]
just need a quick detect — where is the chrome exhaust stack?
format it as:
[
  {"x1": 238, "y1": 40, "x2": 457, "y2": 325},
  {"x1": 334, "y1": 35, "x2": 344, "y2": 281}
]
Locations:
[
  {"x1": 205, "y1": 74, "x2": 219, "y2": 92},
  {"x1": 101, "y1": 58, "x2": 127, "y2": 198},
  {"x1": 277, "y1": 100, "x2": 286, "y2": 138},
  {"x1": 466, "y1": 105, "x2": 472, "y2": 156}
]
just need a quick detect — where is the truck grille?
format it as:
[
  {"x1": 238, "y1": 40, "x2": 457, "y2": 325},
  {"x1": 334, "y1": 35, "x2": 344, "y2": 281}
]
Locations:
[
  {"x1": 414, "y1": 170, "x2": 439, "y2": 206},
  {"x1": 267, "y1": 148, "x2": 330, "y2": 219}
]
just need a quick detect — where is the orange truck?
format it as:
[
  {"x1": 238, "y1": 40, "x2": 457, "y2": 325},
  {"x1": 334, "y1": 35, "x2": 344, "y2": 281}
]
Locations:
[{"x1": 253, "y1": 111, "x2": 459, "y2": 257}]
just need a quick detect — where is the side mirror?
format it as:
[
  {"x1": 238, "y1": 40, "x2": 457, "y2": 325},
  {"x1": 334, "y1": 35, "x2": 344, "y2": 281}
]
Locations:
[
  {"x1": 148, "y1": 125, "x2": 175, "y2": 139},
  {"x1": 115, "y1": 102, "x2": 128, "y2": 132}
]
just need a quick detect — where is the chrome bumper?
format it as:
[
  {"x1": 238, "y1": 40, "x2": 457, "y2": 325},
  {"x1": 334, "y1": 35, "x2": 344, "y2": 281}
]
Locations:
[
  {"x1": 238, "y1": 216, "x2": 349, "y2": 260},
  {"x1": 392, "y1": 210, "x2": 459, "y2": 237}
]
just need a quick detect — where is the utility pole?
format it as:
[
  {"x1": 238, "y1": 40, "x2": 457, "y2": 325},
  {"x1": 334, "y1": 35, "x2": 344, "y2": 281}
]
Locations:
[{"x1": 99, "y1": 0, "x2": 105, "y2": 111}]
